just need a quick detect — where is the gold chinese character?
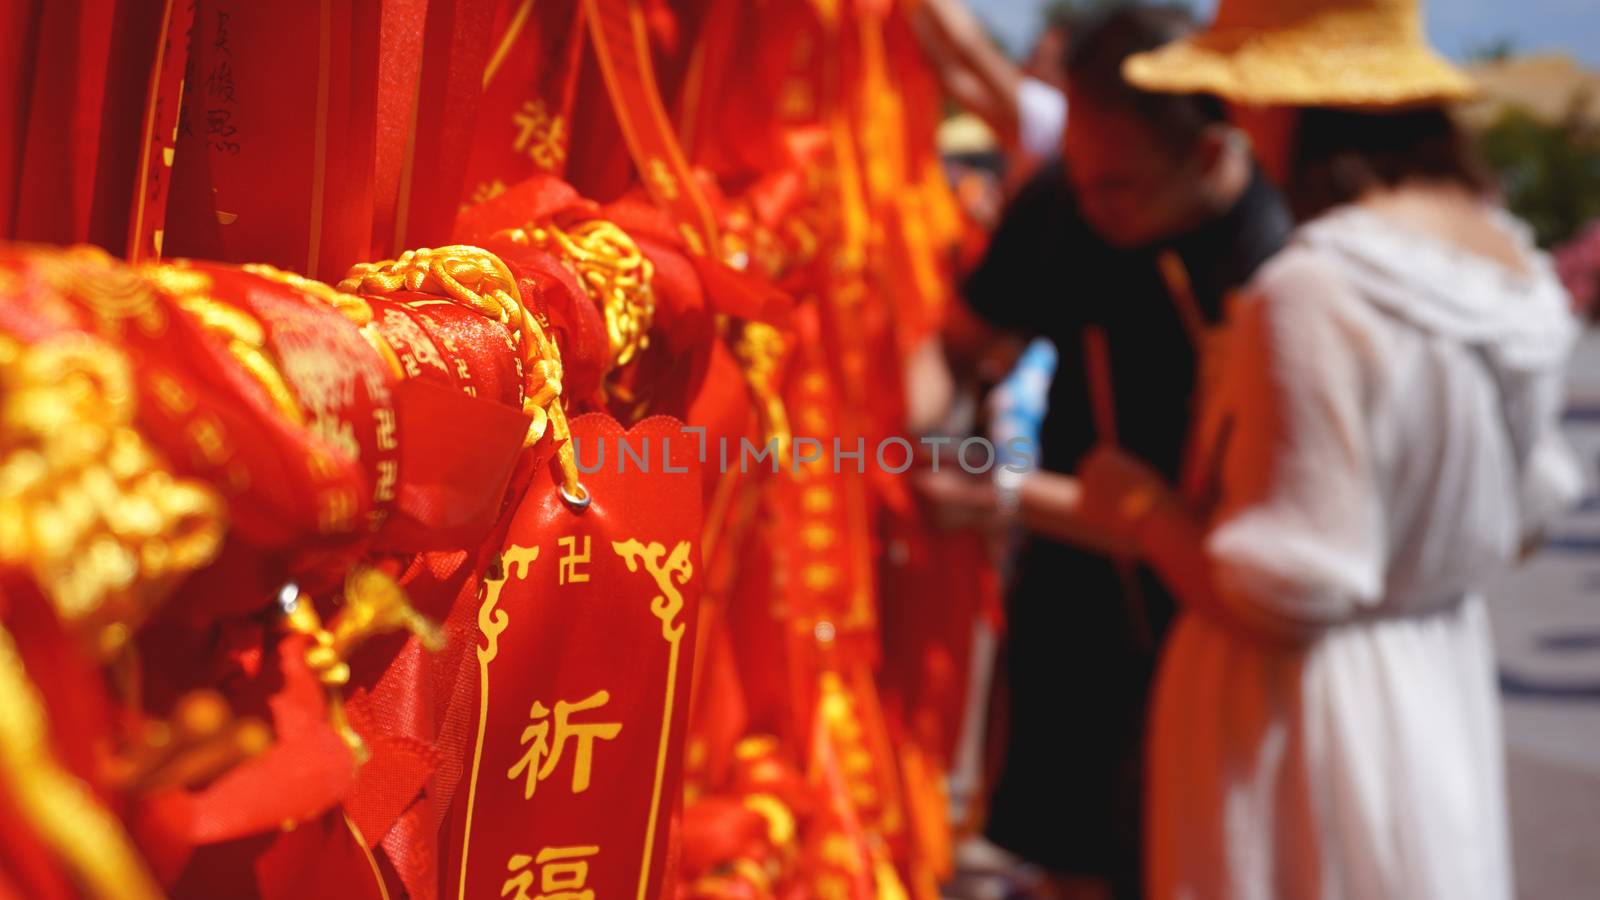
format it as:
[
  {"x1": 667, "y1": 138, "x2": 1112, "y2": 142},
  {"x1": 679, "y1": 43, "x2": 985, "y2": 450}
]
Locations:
[
  {"x1": 501, "y1": 846, "x2": 599, "y2": 900},
  {"x1": 188, "y1": 415, "x2": 229, "y2": 463},
  {"x1": 373, "y1": 407, "x2": 398, "y2": 451},
  {"x1": 374, "y1": 459, "x2": 398, "y2": 503},
  {"x1": 471, "y1": 178, "x2": 508, "y2": 206},
  {"x1": 503, "y1": 854, "x2": 536, "y2": 900},
  {"x1": 150, "y1": 371, "x2": 194, "y2": 413},
  {"x1": 507, "y1": 690, "x2": 621, "y2": 798},
  {"x1": 558, "y1": 536, "x2": 591, "y2": 585},
  {"x1": 511, "y1": 100, "x2": 567, "y2": 171}
]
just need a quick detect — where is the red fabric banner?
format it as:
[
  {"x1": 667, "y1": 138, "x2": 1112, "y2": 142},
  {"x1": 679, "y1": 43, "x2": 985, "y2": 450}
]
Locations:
[{"x1": 458, "y1": 0, "x2": 589, "y2": 200}]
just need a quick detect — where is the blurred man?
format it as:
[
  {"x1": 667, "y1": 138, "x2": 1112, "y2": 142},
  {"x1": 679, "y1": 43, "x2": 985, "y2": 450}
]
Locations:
[{"x1": 917, "y1": 7, "x2": 1293, "y2": 898}]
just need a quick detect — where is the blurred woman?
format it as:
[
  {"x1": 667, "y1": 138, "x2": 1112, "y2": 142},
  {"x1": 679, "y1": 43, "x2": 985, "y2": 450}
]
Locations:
[{"x1": 1064, "y1": 0, "x2": 1585, "y2": 897}]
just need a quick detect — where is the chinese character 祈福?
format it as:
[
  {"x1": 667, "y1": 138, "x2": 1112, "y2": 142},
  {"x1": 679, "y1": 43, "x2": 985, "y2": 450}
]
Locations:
[
  {"x1": 507, "y1": 690, "x2": 622, "y2": 798},
  {"x1": 501, "y1": 845, "x2": 599, "y2": 900}
]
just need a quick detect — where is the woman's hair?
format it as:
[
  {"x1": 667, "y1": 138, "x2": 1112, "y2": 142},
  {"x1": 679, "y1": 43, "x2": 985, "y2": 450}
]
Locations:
[{"x1": 1290, "y1": 107, "x2": 1496, "y2": 219}]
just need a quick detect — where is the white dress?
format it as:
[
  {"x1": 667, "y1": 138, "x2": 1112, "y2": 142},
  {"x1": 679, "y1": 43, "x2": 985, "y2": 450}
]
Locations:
[{"x1": 1147, "y1": 205, "x2": 1584, "y2": 900}]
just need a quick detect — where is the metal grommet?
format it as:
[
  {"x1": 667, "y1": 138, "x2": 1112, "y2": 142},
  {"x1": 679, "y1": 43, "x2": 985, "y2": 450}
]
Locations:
[
  {"x1": 276, "y1": 582, "x2": 302, "y2": 615},
  {"x1": 559, "y1": 480, "x2": 592, "y2": 512}
]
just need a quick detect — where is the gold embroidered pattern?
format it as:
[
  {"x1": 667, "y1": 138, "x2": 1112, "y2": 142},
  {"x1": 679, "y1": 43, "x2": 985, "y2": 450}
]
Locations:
[
  {"x1": 511, "y1": 99, "x2": 568, "y2": 172},
  {"x1": 242, "y1": 262, "x2": 375, "y2": 324},
  {"x1": 177, "y1": 292, "x2": 308, "y2": 427},
  {"x1": 611, "y1": 539, "x2": 693, "y2": 642},
  {"x1": 610, "y1": 538, "x2": 696, "y2": 900},
  {"x1": 44, "y1": 245, "x2": 166, "y2": 336},
  {"x1": 242, "y1": 262, "x2": 404, "y2": 380},
  {"x1": 0, "y1": 330, "x2": 225, "y2": 657},
  {"x1": 137, "y1": 260, "x2": 317, "y2": 428},
  {"x1": 731, "y1": 320, "x2": 792, "y2": 466},
  {"x1": 457, "y1": 543, "x2": 540, "y2": 900}
]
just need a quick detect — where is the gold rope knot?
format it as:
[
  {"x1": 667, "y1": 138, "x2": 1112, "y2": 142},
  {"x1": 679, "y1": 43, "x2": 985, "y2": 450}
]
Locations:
[
  {"x1": 282, "y1": 568, "x2": 444, "y2": 763},
  {"x1": 285, "y1": 567, "x2": 444, "y2": 688},
  {"x1": 337, "y1": 246, "x2": 582, "y2": 497},
  {"x1": 498, "y1": 219, "x2": 657, "y2": 372},
  {"x1": 338, "y1": 245, "x2": 521, "y2": 324}
]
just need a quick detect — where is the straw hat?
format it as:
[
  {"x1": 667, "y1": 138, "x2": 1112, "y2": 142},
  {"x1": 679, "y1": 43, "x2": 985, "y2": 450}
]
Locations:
[{"x1": 1123, "y1": 0, "x2": 1476, "y2": 108}]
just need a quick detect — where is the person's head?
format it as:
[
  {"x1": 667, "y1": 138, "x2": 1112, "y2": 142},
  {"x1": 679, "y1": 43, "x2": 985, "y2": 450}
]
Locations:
[
  {"x1": 1061, "y1": 5, "x2": 1251, "y2": 248},
  {"x1": 1234, "y1": 104, "x2": 1493, "y2": 220},
  {"x1": 1119, "y1": 0, "x2": 1483, "y2": 218}
]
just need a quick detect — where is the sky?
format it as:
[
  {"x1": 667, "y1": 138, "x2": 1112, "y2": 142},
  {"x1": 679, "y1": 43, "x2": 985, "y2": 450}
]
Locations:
[{"x1": 972, "y1": 0, "x2": 1600, "y2": 68}]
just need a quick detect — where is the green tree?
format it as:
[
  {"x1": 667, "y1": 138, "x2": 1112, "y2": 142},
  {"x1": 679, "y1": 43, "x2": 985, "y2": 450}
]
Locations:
[
  {"x1": 1469, "y1": 37, "x2": 1518, "y2": 63},
  {"x1": 1478, "y1": 107, "x2": 1600, "y2": 247}
]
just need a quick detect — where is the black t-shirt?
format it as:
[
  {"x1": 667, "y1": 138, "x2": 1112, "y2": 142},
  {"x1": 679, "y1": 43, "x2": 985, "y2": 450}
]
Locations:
[
  {"x1": 964, "y1": 160, "x2": 1291, "y2": 480},
  {"x1": 964, "y1": 160, "x2": 1292, "y2": 879}
]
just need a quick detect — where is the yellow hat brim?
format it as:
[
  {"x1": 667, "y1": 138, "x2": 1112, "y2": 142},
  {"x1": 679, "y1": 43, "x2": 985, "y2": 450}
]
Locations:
[{"x1": 1124, "y1": 25, "x2": 1477, "y2": 108}]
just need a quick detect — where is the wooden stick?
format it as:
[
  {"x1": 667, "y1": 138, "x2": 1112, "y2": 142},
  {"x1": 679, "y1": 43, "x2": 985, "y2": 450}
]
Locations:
[
  {"x1": 1080, "y1": 325, "x2": 1153, "y2": 652},
  {"x1": 1082, "y1": 326, "x2": 1117, "y2": 447},
  {"x1": 1157, "y1": 249, "x2": 1207, "y2": 352}
]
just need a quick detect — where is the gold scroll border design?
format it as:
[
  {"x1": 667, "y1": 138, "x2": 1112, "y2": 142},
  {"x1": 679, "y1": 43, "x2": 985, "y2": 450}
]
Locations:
[{"x1": 456, "y1": 537, "x2": 691, "y2": 900}]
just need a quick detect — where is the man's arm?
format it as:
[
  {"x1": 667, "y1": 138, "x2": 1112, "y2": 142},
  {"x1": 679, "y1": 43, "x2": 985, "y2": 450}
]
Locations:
[
  {"x1": 1016, "y1": 470, "x2": 1112, "y2": 551},
  {"x1": 913, "y1": 466, "x2": 1132, "y2": 558}
]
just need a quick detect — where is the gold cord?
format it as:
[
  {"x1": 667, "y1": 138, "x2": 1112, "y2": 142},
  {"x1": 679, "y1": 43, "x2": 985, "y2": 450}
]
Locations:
[
  {"x1": 0, "y1": 623, "x2": 165, "y2": 900},
  {"x1": 731, "y1": 320, "x2": 792, "y2": 465},
  {"x1": 339, "y1": 246, "x2": 582, "y2": 497},
  {"x1": 282, "y1": 567, "x2": 445, "y2": 762},
  {"x1": 497, "y1": 219, "x2": 657, "y2": 373}
]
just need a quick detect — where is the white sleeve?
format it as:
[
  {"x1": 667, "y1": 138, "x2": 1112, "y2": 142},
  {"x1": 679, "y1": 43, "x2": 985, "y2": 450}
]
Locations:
[
  {"x1": 1015, "y1": 77, "x2": 1066, "y2": 158},
  {"x1": 1204, "y1": 257, "x2": 1387, "y2": 633},
  {"x1": 1516, "y1": 369, "x2": 1586, "y2": 538}
]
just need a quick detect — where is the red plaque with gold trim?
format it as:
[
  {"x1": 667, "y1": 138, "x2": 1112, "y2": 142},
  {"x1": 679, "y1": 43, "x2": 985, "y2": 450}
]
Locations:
[{"x1": 448, "y1": 413, "x2": 703, "y2": 900}]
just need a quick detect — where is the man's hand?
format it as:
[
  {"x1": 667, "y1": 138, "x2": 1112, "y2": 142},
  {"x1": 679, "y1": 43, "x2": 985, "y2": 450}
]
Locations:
[{"x1": 1077, "y1": 446, "x2": 1176, "y2": 556}]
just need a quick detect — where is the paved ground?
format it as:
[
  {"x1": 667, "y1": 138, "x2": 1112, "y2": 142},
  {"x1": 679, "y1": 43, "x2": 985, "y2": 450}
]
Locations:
[{"x1": 1486, "y1": 329, "x2": 1600, "y2": 899}]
